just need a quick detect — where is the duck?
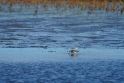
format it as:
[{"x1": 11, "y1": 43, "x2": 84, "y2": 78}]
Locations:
[{"x1": 69, "y1": 48, "x2": 79, "y2": 54}]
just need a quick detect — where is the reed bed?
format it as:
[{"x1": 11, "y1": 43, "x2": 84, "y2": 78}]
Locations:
[{"x1": 0, "y1": 0, "x2": 124, "y2": 13}]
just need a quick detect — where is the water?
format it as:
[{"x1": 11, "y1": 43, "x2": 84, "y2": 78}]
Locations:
[
  {"x1": 0, "y1": 60, "x2": 124, "y2": 83},
  {"x1": 0, "y1": 48, "x2": 124, "y2": 83},
  {"x1": 0, "y1": 5, "x2": 124, "y2": 48},
  {"x1": 0, "y1": 48, "x2": 124, "y2": 62},
  {"x1": 0, "y1": 5, "x2": 124, "y2": 83}
]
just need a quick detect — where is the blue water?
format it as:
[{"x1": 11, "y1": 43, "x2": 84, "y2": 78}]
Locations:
[
  {"x1": 0, "y1": 60, "x2": 124, "y2": 83},
  {"x1": 0, "y1": 5, "x2": 124, "y2": 83},
  {"x1": 0, "y1": 5, "x2": 124, "y2": 49},
  {"x1": 0, "y1": 48, "x2": 124, "y2": 83}
]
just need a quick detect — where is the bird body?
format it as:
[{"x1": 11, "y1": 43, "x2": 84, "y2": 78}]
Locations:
[
  {"x1": 70, "y1": 50, "x2": 79, "y2": 53},
  {"x1": 69, "y1": 48, "x2": 79, "y2": 54}
]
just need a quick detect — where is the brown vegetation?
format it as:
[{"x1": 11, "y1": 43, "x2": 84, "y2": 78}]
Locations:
[{"x1": 0, "y1": 0, "x2": 124, "y2": 13}]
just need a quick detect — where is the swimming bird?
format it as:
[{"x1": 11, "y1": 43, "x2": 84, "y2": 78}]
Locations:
[{"x1": 69, "y1": 48, "x2": 79, "y2": 54}]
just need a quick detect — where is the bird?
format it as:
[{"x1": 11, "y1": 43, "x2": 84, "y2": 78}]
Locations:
[{"x1": 69, "y1": 48, "x2": 79, "y2": 54}]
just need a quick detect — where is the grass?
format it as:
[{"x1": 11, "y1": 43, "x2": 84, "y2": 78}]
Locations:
[{"x1": 0, "y1": 0, "x2": 124, "y2": 13}]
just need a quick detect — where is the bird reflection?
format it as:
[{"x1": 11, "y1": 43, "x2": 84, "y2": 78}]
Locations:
[{"x1": 70, "y1": 53, "x2": 78, "y2": 57}]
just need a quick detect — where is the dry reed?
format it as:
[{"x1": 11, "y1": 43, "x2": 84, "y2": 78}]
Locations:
[{"x1": 0, "y1": 0, "x2": 124, "y2": 13}]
